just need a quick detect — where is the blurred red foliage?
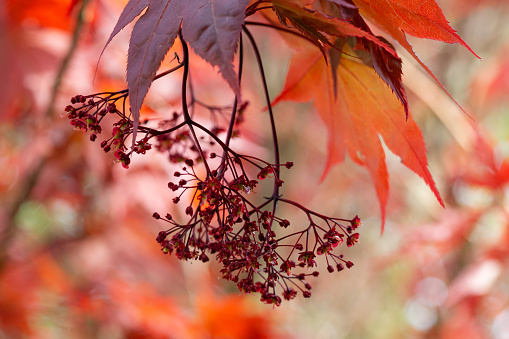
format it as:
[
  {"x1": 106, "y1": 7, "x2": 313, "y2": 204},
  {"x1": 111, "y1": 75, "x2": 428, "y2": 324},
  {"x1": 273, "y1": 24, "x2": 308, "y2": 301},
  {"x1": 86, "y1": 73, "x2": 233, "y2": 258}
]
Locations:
[{"x1": 1, "y1": 0, "x2": 509, "y2": 337}]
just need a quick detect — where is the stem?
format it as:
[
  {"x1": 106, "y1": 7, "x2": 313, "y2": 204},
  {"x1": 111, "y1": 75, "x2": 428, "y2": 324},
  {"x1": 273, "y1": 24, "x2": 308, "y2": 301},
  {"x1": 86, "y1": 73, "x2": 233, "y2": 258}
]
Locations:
[
  {"x1": 219, "y1": 35, "x2": 244, "y2": 175},
  {"x1": 178, "y1": 31, "x2": 211, "y2": 175},
  {"x1": 244, "y1": 21, "x2": 314, "y2": 45},
  {"x1": 86, "y1": 63, "x2": 183, "y2": 99},
  {"x1": 140, "y1": 121, "x2": 187, "y2": 136},
  {"x1": 224, "y1": 34, "x2": 243, "y2": 148},
  {"x1": 246, "y1": 0, "x2": 273, "y2": 16},
  {"x1": 191, "y1": 121, "x2": 238, "y2": 157},
  {"x1": 242, "y1": 26, "x2": 281, "y2": 197},
  {"x1": 154, "y1": 62, "x2": 185, "y2": 81},
  {"x1": 244, "y1": 21, "x2": 359, "y2": 59},
  {"x1": 278, "y1": 197, "x2": 337, "y2": 222}
]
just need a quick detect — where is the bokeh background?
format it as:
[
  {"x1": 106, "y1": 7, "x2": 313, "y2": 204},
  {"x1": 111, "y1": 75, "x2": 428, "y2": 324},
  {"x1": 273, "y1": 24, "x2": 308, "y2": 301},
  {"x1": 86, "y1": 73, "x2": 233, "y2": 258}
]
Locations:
[{"x1": 1, "y1": 0, "x2": 509, "y2": 338}]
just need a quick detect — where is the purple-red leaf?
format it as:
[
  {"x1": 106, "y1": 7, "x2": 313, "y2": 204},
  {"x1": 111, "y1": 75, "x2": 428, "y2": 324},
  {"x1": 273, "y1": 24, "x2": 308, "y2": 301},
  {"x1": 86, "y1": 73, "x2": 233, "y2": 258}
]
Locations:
[
  {"x1": 127, "y1": 0, "x2": 182, "y2": 146},
  {"x1": 271, "y1": 0, "x2": 398, "y2": 59},
  {"x1": 181, "y1": 0, "x2": 249, "y2": 98},
  {"x1": 365, "y1": 37, "x2": 407, "y2": 117},
  {"x1": 102, "y1": 0, "x2": 249, "y2": 147},
  {"x1": 100, "y1": 0, "x2": 150, "y2": 59}
]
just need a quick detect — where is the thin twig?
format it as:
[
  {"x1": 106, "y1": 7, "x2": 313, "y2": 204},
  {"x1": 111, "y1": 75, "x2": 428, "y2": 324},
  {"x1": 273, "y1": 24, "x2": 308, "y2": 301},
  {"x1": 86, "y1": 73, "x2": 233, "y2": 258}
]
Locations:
[
  {"x1": 178, "y1": 31, "x2": 211, "y2": 175},
  {"x1": 45, "y1": 0, "x2": 91, "y2": 118},
  {"x1": 242, "y1": 26, "x2": 281, "y2": 195}
]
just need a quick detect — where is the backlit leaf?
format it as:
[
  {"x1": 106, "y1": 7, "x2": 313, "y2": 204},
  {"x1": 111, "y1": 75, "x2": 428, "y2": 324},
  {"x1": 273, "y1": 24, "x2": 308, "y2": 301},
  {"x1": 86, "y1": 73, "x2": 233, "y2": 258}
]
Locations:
[
  {"x1": 101, "y1": 0, "x2": 151, "y2": 54},
  {"x1": 274, "y1": 46, "x2": 444, "y2": 230},
  {"x1": 103, "y1": 0, "x2": 249, "y2": 146},
  {"x1": 182, "y1": 0, "x2": 249, "y2": 98},
  {"x1": 351, "y1": 0, "x2": 478, "y2": 49},
  {"x1": 337, "y1": 1, "x2": 408, "y2": 115},
  {"x1": 271, "y1": 0, "x2": 397, "y2": 58},
  {"x1": 127, "y1": 0, "x2": 182, "y2": 146},
  {"x1": 351, "y1": 0, "x2": 479, "y2": 111}
]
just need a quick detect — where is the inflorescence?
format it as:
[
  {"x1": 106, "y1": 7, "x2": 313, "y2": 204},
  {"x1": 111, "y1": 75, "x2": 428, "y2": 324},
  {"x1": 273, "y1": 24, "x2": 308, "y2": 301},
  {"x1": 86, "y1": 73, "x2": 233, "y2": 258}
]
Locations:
[{"x1": 63, "y1": 28, "x2": 362, "y2": 306}]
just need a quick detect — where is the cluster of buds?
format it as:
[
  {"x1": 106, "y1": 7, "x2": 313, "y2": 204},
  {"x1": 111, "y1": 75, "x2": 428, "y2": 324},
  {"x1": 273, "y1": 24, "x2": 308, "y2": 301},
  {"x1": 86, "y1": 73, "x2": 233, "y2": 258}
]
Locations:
[
  {"x1": 64, "y1": 37, "x2": 362, "y2": 305},
  {"x1": 64, "y1": 95, "x2": 105, "y2": 139},
  {"x1": 153, "y1": 151, "x2": 362, "y2": 306},
  {"x1": 64, "y1": 92, "x2": 249, "y2": 169},
  {"x1": 64, "y1": 93, "x2": 166, "y2": 169}
]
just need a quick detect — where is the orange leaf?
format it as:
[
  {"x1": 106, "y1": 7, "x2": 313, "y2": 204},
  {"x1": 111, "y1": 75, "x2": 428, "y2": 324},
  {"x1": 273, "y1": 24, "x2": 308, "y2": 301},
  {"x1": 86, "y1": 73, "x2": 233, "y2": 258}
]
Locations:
[
  {"x1": 351, "y1": 0, "x2": 479, "y2": 110},
  {"x1": 274, "y1": 46, "x2": 444, "y2": 231},
  {"x1": 351, "y1": 0, "x2": 476, "y2": 47}
]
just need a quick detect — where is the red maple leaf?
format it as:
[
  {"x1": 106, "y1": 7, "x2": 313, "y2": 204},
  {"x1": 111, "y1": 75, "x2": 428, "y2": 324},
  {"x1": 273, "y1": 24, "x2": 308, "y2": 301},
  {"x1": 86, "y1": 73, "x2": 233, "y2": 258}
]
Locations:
[
  {"x1": 274, "y1": 45, "x2": 444, "y2": 230},
  {"x1": 271, "y1": 0, "x2": 410, "y2": 114},
  {"x1": 351, "y1": 0, "x2": 480, "y2": 109}
]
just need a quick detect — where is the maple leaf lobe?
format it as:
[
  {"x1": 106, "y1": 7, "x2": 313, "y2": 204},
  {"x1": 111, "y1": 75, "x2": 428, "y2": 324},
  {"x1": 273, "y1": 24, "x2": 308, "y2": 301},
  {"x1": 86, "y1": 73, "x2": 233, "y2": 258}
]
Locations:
[
  {"x1": 127, "y1": 0, "x2": 183, "y2": 147},
  {"x1": 182, "y1": 0, "x2": 249, "y2": 98},
  {"x1": 274, "y1": 48, "x2": 443, "y2": 231},
  {"x1": 103, "y1": 0, "x2": 250, "y2": 146},
  {"x1": 350, "y1": 0, "x2": 479, "y2": 114}
]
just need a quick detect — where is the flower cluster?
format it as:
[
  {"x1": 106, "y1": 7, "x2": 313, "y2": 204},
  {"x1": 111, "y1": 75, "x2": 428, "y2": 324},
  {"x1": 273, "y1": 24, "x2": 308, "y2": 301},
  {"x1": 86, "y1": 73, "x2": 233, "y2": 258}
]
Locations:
[
  {"x1": 63, "y1": 93, "x2": 247, "y2": 169},
  {"x1": 154, "y1": 152, "x2": 362, "y2": 306},
  {"x1": 64, "y1": 92, "x2": 141, "y2": 168},
  {"x1": 64, "y1": 29, "x2": 363, "y2": 306}
]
